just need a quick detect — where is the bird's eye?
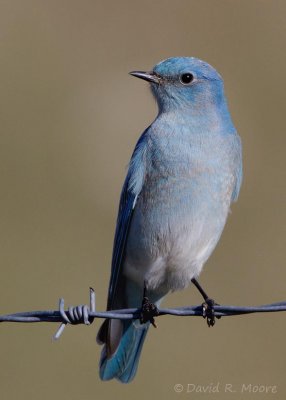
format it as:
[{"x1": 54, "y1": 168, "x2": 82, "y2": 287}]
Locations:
[{"x1": 180, "y1": 73, "x2": 194, "y2": 85}]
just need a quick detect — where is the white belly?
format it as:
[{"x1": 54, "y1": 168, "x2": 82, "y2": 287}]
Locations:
[{"x1": 123, "y1": 196, "x2": 229, "y2": 294}]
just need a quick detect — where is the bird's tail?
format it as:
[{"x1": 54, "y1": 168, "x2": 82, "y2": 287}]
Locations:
[{"x1": 97, "y1": 319, "x2": 149, "y2": 383}]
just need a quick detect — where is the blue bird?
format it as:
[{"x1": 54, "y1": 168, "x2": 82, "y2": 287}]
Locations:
[{"x1": 97, "y1": 57, "x2": 242, "y2": 383}]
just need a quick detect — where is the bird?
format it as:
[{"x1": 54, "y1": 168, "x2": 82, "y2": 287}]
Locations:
[{"x1": 97, "y1": 57, "x2": 242, "y2": 383}]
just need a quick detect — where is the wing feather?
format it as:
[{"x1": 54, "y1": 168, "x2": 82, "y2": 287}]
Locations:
[{"x1": 106, "y1": 129, "x2": 148, "y2": 310}]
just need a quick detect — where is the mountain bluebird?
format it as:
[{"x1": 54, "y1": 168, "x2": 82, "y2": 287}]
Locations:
[{"x1": 97, "y1": 57, "x2": 242, "y2": 383}]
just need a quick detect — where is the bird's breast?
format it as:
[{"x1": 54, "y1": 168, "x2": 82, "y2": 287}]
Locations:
[{"x1": 123, "y1": 132, "x2": 238, "y2": 292}]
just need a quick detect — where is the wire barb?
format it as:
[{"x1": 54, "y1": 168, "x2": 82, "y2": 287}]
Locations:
[{"x1": 53, "y1": 287, "x2": 96, "y2": 340}]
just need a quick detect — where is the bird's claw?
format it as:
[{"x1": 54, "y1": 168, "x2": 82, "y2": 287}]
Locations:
[
  {"x1": 140, "y1": 296, "x2": 159, "y2": 327},
  {"x1": 202, "y1": 298, "x2": 220, "y2": 327}
]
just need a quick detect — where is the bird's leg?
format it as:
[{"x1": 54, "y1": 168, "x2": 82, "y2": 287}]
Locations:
[
  {"x1": 191, "y1": 278, "x2": 220, "y2": 327},
  {"x1": 140, "y1": 281, "x2": 159, "y2": 328}
]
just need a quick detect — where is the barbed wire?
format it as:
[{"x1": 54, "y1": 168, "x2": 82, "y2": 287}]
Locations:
[{"x1": 1, "y1": 288, "x2": 286, "y2": 340}]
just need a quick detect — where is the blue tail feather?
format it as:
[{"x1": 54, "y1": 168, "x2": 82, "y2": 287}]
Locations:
[{"x1": 99, "y1": 320, "x2": 149, "y2": 383}]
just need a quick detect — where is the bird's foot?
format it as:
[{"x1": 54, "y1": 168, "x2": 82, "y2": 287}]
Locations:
[
  {"x1": 202, "y1": 298, "x2": 221, "y2": 327},
  {"x1": 140, "y1": 296, "x2": 159, "y2": 328}
]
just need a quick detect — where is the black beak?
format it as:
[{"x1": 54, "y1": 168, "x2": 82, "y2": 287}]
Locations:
[{"x1": 129, "y1": 71, "x2": 160, "y2": 84}]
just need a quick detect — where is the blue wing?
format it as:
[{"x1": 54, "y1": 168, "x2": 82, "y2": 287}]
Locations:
[
  {"x1": 231, "y1": 134, "x2": 243, "y2": 202},
  {"x1": 96, "y1": 129, "x2": 148, "y2": 352},
  {"x1": 106, "y1": 129, "x2": 148, "y2": 310},
  {"x1": 106, "y1": 178, "x2": 137, "y2": 309},
  {"x1": 97, "y1": 130, "x2": 150, "y2": 381}
]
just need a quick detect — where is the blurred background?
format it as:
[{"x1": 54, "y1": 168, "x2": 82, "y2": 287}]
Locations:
[{"x1": 0, "y1": 1, "x2": 286, "y2": 399}]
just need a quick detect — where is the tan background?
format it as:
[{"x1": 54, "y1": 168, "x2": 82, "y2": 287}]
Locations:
[{"x1": 0, "y1": 1, "x2": 286, "y2": 399}]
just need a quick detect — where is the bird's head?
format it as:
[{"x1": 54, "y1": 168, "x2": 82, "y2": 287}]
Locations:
[{"x1": 130, "y1": 57, "x2": 225, "y2": 114}]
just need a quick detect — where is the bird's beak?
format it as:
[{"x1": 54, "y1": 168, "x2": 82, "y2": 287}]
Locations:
[{"x1": 129, "y1": 71, "x2": 160, "y2": 84}]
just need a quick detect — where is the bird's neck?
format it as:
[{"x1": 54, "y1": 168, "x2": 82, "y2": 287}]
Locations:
[{"x1": 155, "y1": 98, "x2": 235, "y2": 136}]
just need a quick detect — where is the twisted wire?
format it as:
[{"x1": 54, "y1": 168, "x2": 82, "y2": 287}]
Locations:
[{"x1": 1, "y1": 288, "x2": 286, "y2": 340}]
